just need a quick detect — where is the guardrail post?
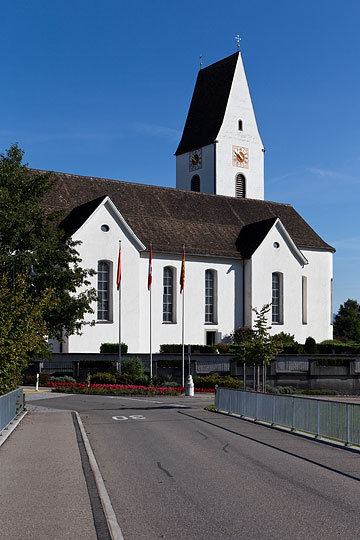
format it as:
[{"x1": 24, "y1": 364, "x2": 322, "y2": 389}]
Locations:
[
  {"x1": 346, "y1": 404, "x2": 350, "y2": 446},
  {"x1": 315, "y1": 400, "x2": 320, "y2": 438},
  {"x1": 271, "y1": 395, "x2": 275, "y2": 426},
  {"x1": 291, "y1": 397, "x2": 296, "y2": 431}
]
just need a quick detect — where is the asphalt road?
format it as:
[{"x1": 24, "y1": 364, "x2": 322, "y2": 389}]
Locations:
[{"x1": 30, "y1": 393, "x2": 360, "y2": 539}]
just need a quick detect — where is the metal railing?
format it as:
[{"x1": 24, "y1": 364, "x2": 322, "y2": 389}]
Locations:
[
  {"x1": 0, "y1": 388, "x2": 24, "y2": 432},
  {"x1": 215, "y1": 388, "x2": 360, "y2": 446}
]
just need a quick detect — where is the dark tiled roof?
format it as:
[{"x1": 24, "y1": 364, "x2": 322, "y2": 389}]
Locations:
[
  {"x1": 175, "y1": 53, "x2": 239, "y2": 156},
  {"x1": 42, "y1": 170, "x2": 334, "y2": 258}
]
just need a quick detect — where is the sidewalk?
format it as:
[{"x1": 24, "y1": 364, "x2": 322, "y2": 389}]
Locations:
[{"x1": 0, "y1": 406, "x2": 98, "y2": 540}]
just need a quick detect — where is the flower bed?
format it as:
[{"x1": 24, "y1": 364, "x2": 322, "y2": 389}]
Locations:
[{"x1": 44, "y1": 382, "x2": 215, "y2": 395}]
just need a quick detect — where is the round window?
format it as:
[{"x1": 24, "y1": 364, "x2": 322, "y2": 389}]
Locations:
[
  {"x1": 101, "y1": 224, "x2": 110, "y2": 232},
  {"x1": 273, "y1": 242, "x2": 280, "y2": 249}
]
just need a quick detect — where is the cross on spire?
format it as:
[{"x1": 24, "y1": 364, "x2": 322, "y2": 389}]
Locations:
[{"x1": 235, "y1": 34, "x2": 242, "y2": 50}]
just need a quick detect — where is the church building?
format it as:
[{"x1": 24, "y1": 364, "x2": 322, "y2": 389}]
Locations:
[{"x1": 46, "y1": 51, "x2": 334, "y2": 353}]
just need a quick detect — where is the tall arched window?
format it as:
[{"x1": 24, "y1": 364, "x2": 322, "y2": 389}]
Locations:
[
  {"x1": 191, "y1": 175, "x2": 200, "y2": 192},
  {"x1": 235, "y1": 174, "x2": 246, "y2": 198},
  {"x1": 272, "y1": 272, "x2": 283, "y2": 324},
  {"x1": 98, "y1": 261, "x2": 111, "y2": 321},
  {"x1": 163, "y1": 267, "x2": 175, "y2": 322},
  {"x1": 205, "y1": 269, "x2": 217, "y2": 323}
]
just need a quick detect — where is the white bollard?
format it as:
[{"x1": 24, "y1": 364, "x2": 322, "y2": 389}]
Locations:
[
  {"x1": 35, "y1": 373, "x2": 39, "y2": 392},
  {"x1": 185, "y1": 374, "x2": 194, "y2": 397}
]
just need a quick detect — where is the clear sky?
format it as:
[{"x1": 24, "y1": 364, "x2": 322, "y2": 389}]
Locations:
[{"x1": 1, "y1": 0, "x2": 359, "y2": 314}]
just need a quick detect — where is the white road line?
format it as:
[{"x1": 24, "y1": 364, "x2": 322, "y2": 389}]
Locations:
[
  {"x1": 106, "y1": 396, "x2": 189, "y2": 407},
  {"x1": 74, "y1": 411, "x2": 125, "y2": 540}
]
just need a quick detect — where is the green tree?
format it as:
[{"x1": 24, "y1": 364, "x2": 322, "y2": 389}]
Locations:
[
  {"x1": 0, "y1": 143, "x2": 97, "y2": 341},
  {"x1": 0, "y1": 275, "x2": 57, "y2": 394},
  {"x1": 334, "y1": 299, "x2": 360, "y2": 342},
  {"x1": 234, "y1": 305, "x2": 283, "y2": 391}
]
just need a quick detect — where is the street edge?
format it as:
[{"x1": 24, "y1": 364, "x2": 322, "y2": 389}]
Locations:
[
  {"x1": 0, "y1": 409, "x2": 28, "y2": 448},
  {"x1": 74, "y1": 411, "x2": 125, "y2": 540}
]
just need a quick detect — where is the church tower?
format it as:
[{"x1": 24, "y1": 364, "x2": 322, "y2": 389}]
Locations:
[{"x1": 175, "y1": 52, "x2": 264, "y2": 200}]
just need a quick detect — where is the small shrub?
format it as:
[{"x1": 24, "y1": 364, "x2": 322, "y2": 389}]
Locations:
[
  {"x1": 267, "y1": 385, "x2": 296, "y2": 394},
  {"x1": 122, "y1": 357, "x2": 145, "y2": 378},
  {"x1": 217, "y1": 343, "x2": 230, "y2": 354},
  {"x1": 231, "y1": 326, "x2": 255, "y2": 344},
  {"x1": 90, "y1": 372, "x2": 116, "y2": 384},
  {"x1": 25, "y1": 373, "x2": 50, "y2": 385}
]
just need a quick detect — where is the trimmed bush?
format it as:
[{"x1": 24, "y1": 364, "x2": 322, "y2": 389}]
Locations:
[
  {"x1": 90, "y1": 372, "x2": 117, "y2": 384},
  {"x1": 304, "y1": 337, "x2": 318, "y2": 354},
  {"x1": 50, "y1": 376, "x2": 76, "y2": 383},
  {"x1": 315, "y1": 358, "x2": 350, "y2": 367},
  {"x1": 194, "y1": 373, "x2": 243, "y2": 389},
  {"x1": 100, "y1": 343, "x2": 128, "y2": 354}
]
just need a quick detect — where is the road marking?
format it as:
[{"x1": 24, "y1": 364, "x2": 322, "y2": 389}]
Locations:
[
  {"x1": 75, "y1": 411, "x2": 125, "y2": 540},
  {"x1": 112, "y1": 415, "x2": 146, "y2": 421},
  {"x1": 106, "y1": 396, "x2": 189, "y2": 407}
]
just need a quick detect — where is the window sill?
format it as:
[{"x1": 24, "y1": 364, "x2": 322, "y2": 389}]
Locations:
[
  {"x1": 96, "y1": 320, "x2": 114, "y2": 324},
  {"x1": 162, "y1": 321, "x2": 177, "y2": 325},
  {"x1": 204, "y1": 322, "x2": 218, "y2": 325}
]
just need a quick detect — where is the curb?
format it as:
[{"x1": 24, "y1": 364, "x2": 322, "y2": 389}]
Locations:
[
  {"x1": 0, "y1": 409, "x2": 28, "y2": 449},
  {"x1": 74, "y1": 411, "x2": 125, "y2": 540}
]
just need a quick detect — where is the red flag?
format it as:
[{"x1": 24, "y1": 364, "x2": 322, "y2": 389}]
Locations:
[
  {"x1": 180, "y1": 245, "x2": 185, "y2": 293},
  {"x1": 148, "y1": 244, "x2": 153, "y2": 291},
  {"x1": 116, "y1": 242, "x2": 121, "y2": 290}
]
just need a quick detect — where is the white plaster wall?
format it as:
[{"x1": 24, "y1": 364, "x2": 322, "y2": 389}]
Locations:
[
  {"x1": 66, "y1": 201, "x2": 142, "y2": 353},
  {"x1": 250, "y1": 223, "x2": 333, "y2": 343},
  {"x1": 64, "y1": 201, "x2": 244, "y2": 353},
  {"x1": 216, "y1": 52, "x2": 264, "y2": 200},
  {"x1": 137, "y1": 254, "x2": 243, "y2": 352},
  {"x1": 299, "y1": 249, "x2": 333, "y2": 343},
  {"x1": 176, "y1": 144, "x2": 215, "y2": 194}
]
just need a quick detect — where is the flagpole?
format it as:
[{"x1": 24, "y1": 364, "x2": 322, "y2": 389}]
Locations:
[
  {"x1": 180, "y1": 244, "x2": 186, "y2": 389},
  {"x1": 182, "y1": 287, "x2": 185, "y2": 388},
  {"x1": 148, "y1": 243, "x2": 153, "y2": 380},
  {"x1": 118, "y1": 240, "x2": 122, "y2": 376}
]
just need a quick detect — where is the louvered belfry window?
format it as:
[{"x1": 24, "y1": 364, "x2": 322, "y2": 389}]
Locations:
[
  {"x1": 191, "y1": 175, "x2": 200, "y2": 192},
  {"x1": 235, "y1": 174, "x2": 246, "y2": 198}
]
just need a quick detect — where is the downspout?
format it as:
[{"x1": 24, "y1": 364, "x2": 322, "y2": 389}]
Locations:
[
  {"x1": 242, "y1": 259, "x2": 245, "y2": 326},
  {"x1": 214, "y1": 141, "x2": 217, "y2": 194}
]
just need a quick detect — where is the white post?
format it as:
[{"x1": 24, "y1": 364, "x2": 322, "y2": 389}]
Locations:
[
  {"x1": 118, "y1": 240, "x2": 122, "y2": 376},
  {"x1": 35, "y1": 373, "x2": 39, "y2": 392}
]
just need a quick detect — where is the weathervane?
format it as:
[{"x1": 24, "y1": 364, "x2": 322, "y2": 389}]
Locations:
[
  {"x1": 199, "y1": 55, "x2": 203, "y2": 69},
  {"x1": 235, "y1": 34, "x2": 242, "y2": 50}
]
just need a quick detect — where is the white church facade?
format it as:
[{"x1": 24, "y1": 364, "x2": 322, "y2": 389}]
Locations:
[{"x1": 46, "y1": 51, "x2": 334, "y2": 354}]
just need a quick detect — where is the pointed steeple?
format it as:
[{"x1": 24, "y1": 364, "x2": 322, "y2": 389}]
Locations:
[{"x1": 176, "y1": 52, "x2": 265, "y2": 200}]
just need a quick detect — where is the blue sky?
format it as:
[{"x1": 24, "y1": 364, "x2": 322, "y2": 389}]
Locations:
[{"x1": 1, "y1": 0, "x2": 359, "y2": 314}]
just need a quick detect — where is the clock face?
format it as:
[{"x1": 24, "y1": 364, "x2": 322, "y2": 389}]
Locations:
[
  {"x1": 189, "y1": 149, "x2": 202, "y2": 171},
  {"x1": 232, "y1": 146, "x2": 249, "y2": 168}
]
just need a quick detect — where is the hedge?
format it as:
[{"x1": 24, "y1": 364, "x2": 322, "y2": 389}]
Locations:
[
  {"x1": 160, "y1": 344, "x2": 217, "y2": 354},
  {"x1": 100, "y1": 343, "x2": 128, "y2": 354}
]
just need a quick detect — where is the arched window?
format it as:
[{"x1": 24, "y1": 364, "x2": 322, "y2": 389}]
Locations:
[
  {"x1": 163, "y1": 267, "x2": 175, "y2": 322},
  {"x1": 205, "y1": 269, "x2": 217, "y2": 323},
  {"x1": 235, "y1": 174, "x2": 246, "y2": 198},
  {"x1": 191, "y1": 175, "x2": 200, "y2": 192},
  {"x1": 98, "y1": 261, "x2": 112, "y2": 321},
  {"x1": 272, "y1": 272, "x2": 283, "y2": 324}
]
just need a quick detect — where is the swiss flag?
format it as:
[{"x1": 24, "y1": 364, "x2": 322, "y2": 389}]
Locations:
[{"x1": 148, "y1": 244, "x2": 152, "y2": 291}]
